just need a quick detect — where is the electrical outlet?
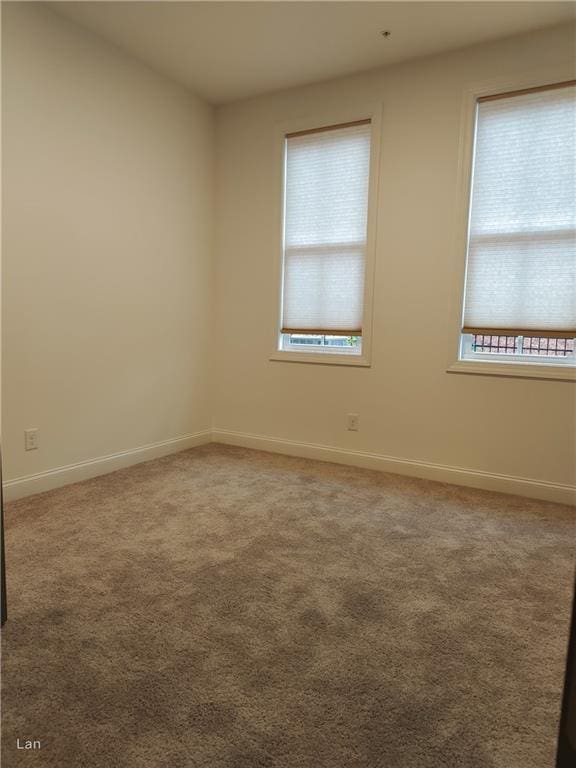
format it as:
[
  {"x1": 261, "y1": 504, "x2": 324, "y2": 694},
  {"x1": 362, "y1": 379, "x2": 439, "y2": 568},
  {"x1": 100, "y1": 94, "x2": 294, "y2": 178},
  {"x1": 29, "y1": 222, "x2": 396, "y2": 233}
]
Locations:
[
  {"x1": 24, "y1": 428, "x2": 39, "y2": 451},
  {"x1": 346, "y1": 413, "x2": 360, "y2": 431}
]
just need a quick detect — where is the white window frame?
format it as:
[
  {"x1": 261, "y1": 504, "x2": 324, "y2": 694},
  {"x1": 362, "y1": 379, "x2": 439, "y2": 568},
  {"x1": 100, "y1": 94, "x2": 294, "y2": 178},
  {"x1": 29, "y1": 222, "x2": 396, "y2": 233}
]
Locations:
[
  {"x1": 447, "y1": 70, "x2": 576, "y2": 382},
  {"x1": 460, "y1": 334, "x2": 576, "y2": 366},
  {"x1": 270, "y1": 104, "x2": 382, "y2": 367},
  {"x1": 280, "y1": 333, "x2": 363, "y2": 355}
]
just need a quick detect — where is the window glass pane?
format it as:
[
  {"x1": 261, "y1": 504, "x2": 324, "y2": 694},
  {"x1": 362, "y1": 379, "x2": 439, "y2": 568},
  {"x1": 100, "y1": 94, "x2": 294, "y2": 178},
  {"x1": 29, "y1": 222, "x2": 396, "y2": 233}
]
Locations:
[
  {"x1": 462, "y1": 334, "x2": 575, "y2": 363},
  {"x1": 281, "y1": 333, "x2": 362, "y2": 355}
]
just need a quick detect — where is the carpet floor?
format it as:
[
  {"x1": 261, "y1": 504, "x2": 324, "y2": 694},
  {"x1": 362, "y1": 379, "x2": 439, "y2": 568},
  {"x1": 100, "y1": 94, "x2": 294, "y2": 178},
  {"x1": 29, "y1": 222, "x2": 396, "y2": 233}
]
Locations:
[{"x1": 1, "y1": 444, "x2": 574, "y2": 768}]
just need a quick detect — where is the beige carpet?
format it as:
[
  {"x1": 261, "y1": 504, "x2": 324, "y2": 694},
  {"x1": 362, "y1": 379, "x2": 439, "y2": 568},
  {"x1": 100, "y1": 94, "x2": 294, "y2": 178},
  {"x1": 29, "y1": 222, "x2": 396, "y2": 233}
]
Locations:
[{"x1": 1, "y1": 443, "x2": 574, "y2": 768}]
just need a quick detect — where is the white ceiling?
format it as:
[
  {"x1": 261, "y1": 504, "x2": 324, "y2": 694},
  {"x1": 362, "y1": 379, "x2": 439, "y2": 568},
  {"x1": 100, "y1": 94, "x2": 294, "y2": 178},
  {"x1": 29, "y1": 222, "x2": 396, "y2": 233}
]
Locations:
[{"x1": 50, "y1": 1, "x2": 576, "y2": 104}]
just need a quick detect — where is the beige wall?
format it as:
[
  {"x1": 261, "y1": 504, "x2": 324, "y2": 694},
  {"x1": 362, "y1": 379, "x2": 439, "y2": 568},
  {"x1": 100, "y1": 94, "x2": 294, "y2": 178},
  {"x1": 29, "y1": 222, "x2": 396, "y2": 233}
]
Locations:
[
  {"x1": 2, "y1": 3, "x2": 214, "y2": 483},
  {"x1": 213, "y1": 24, "x2": 576, "y2": 490}
]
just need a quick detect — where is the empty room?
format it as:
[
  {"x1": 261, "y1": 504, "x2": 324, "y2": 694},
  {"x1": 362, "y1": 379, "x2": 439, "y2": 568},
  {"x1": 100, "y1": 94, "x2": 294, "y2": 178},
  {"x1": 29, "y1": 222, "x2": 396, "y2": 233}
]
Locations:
[{"x1": 1, "y1": 1, "x2": 575, "y2": 766}]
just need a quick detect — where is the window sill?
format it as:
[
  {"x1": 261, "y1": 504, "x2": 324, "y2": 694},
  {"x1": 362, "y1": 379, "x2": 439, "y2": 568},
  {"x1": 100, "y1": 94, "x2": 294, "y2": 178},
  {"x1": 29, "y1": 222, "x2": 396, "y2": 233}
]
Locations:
[
  {"x1": 447, "y1": 359, "x2": 576, "y2": 381},
  {"x1": 270, "y1": 351, "x2": 371, "y2": 367}
]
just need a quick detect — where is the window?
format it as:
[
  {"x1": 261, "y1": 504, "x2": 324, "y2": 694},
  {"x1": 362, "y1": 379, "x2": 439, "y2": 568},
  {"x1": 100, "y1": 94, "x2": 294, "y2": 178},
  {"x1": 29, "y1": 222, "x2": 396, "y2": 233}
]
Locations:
[
  {"x1": 282, "y1": 333, "x2": 362, "y2": 354},
  {"x1": 458, "y1": 81, "x2": 575, "y2": 373},
  {"x1": 460, "y1": 334, "x2": 575, "y2": 366},
  {"x1": 275, "y1": 118, "x2": 376, "y2": 363}
]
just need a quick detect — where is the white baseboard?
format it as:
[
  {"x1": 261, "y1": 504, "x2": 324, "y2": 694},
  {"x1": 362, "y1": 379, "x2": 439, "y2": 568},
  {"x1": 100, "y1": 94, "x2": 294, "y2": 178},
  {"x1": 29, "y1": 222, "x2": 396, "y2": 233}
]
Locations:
[
  {"x1": 3, "y1": 430, "x2": 212, "y2": 501},
  {"x1": 4, "y1": 427, "x2": 574, "y2": 506},
  {"x1": 212, "y1": 428, "x2": 576, "y2": 506}
]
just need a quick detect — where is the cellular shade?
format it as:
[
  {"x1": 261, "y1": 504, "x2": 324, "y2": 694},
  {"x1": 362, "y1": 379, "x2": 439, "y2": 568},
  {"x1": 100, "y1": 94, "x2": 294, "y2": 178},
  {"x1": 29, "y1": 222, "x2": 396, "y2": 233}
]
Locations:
[
  {"x1": 462, "y1": 83, "x2": 576, "y2": 338},
  {"x1": 281, "y1": 121, "x2": 371, "y2": 334}
]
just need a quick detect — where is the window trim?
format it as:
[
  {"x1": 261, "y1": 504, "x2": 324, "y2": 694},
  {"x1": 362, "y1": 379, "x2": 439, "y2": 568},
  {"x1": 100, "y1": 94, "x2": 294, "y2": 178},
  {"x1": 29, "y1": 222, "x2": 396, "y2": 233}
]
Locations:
[
  {"x1": 460, "y1": 334, "x2": 576, "y2": 365},
  {"x1": 450, "y1": 334, "x2": 576, "y2": 381},
  {"x1": 447, "y1": 70, "x2": 576, "y2": 382},
  {"x1": 270, "y1": 104, "x2": 382, "y2": 367}
]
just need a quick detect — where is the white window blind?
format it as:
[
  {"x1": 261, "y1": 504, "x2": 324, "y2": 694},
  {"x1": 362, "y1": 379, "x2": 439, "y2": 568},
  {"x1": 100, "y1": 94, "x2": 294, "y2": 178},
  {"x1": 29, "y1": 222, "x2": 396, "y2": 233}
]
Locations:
[
  {"x1": 281, "y1": 120, "x2": 371, "y2": 334},
  {"x1": 462, "y1": 82, "x2": 576, "y2": 338}
]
